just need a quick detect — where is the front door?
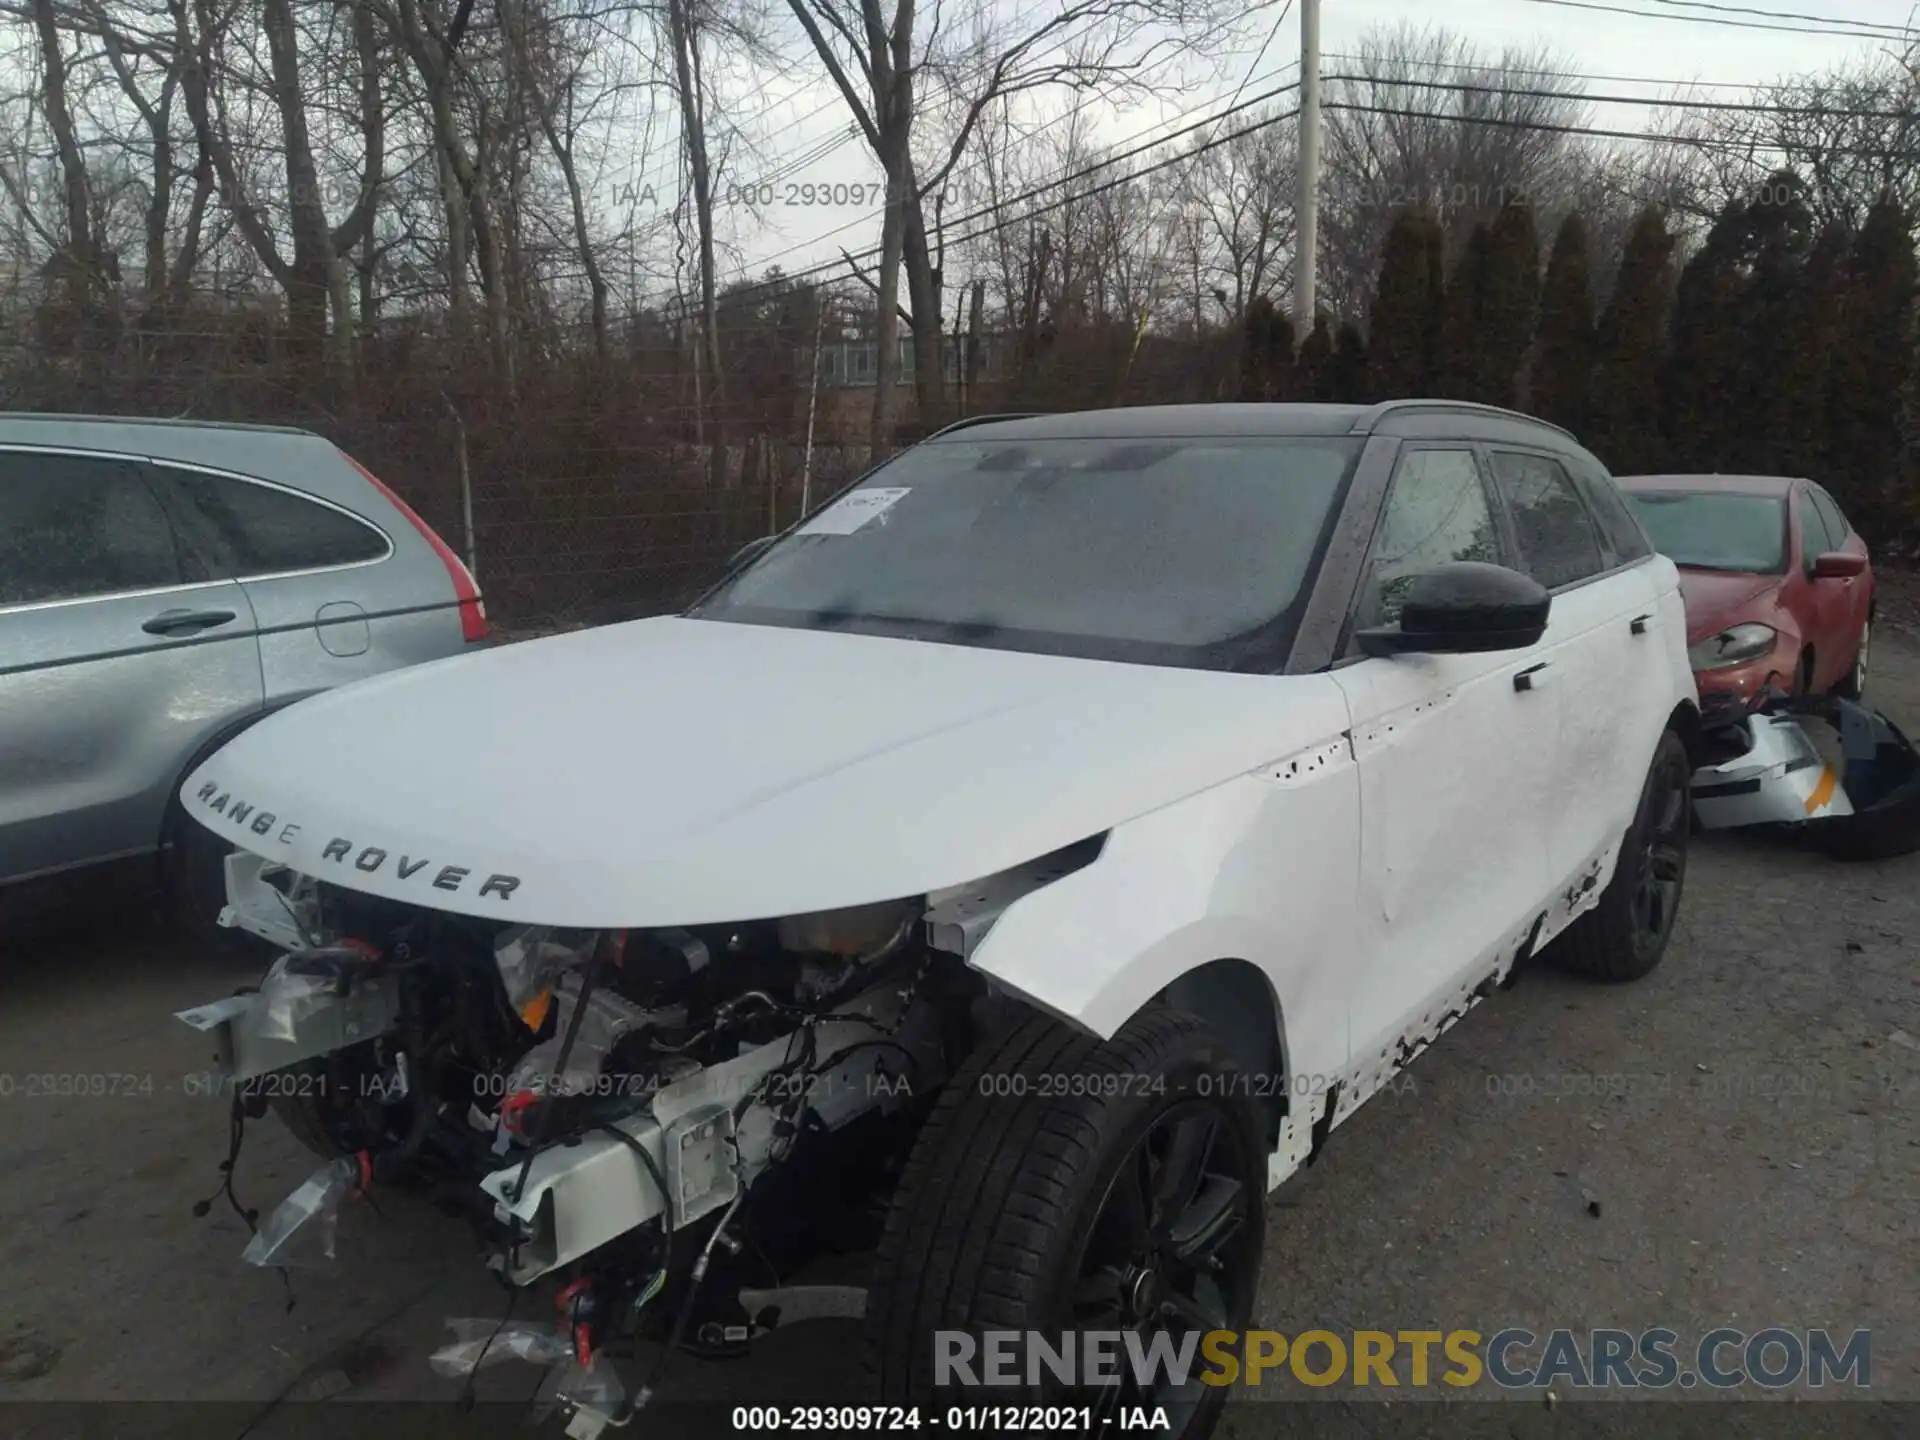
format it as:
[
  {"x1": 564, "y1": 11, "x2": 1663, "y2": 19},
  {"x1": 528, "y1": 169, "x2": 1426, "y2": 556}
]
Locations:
[
  {"x1": 0, "y1": 449, "x2": 264, "y2": 882},
  {"x1": 1333, "y1": 446, "x2": 1558, "y2": 1063},
  {"x1": 1794, "y1": 486, "x2": 1854, "y2": 691}
]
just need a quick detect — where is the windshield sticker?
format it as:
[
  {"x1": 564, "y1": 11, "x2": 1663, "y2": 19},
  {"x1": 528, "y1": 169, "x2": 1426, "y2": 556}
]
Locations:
[{"x1": 797, "y1": 486, "x2": 911, "y2": 535}]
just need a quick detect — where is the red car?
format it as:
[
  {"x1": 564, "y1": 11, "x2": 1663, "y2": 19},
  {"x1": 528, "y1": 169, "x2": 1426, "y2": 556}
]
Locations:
[{"x1": 1618, "y1": 474, "x2": 1873, "y2": 724}]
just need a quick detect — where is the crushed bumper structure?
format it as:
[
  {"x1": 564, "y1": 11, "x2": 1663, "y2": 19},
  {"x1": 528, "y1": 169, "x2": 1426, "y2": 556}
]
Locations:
[{"x1": 1690, "y1": 693, "x2": 1920, "y2": 860}]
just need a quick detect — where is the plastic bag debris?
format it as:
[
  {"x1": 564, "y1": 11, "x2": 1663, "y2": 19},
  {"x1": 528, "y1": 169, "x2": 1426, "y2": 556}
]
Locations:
[
  {"x1": 428, "y1": 1318, "x2": 572, "y2": 1376},
  {"x1": 429, "y1": 1319, "x2": 628, "y2": 1420},
  {"x1": 492, "y1": 925, "x2": 597, "y2": 1011},
  {"x1": 242, "y1": 1155, "x2": 361, "y2": 1267},
  {"x1": 254, "y1": 953, "x2": 339, "y2": 1043}
]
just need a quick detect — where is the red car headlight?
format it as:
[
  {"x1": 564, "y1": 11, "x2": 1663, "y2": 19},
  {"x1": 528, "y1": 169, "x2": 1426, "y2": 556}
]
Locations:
[{"x1": 1689, "y1": 623, "x2": 1777, "y2": 671}]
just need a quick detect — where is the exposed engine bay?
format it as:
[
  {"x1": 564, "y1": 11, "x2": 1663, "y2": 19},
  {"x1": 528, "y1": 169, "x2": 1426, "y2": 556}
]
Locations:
[{"x1": 174, "y1": 862, "x2": 1045, "y2": 1431}]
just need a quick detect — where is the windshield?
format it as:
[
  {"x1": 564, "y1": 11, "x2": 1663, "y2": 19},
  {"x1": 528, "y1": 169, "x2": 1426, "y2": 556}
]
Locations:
[
  {"x1": 689, "y1": 434, "x2": 1362, "y2": 670},
  {"x1": 1626, "y1": 491, "x2": 1787, "y2": 574}
]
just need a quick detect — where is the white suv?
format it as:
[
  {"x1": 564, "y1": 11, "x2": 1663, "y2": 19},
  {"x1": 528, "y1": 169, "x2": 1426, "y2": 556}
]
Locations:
[{"x1": 175, "y1": 401, "x2": 1697, "y2": 1438}]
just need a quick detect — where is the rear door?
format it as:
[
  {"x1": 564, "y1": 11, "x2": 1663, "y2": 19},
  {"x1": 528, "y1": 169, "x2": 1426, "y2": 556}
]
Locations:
[
  {"x1": 0, "y1": 448, "x2": 263, "y2": 882},
  {"x1": 1333, "y1": 445, "x2": 1556, "y2": 1061},
  {"x1": 1485, "y1": 448, "x2": 1660, "y2": 916},
  {"x1": 149, "y1": 461, "x2": 457, "y2": 702}
]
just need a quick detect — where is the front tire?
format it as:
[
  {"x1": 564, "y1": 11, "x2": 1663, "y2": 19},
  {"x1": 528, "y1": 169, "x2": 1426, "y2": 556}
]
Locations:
[
  {"x1": 865, "y1": 1005, "x2": 1265, "y2": 1439},
  {"x1": 1547, "y1": 729, "x2": 1690, "y2": 982},
  {"x1": 1835, "y1": 618, "x2": 1869, "y2": 700}
]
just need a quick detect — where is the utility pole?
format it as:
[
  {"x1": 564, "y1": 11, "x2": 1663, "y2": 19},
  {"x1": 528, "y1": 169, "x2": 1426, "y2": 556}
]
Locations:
[{"x1": 1293, "y1": 0, "x2": 1322, "y2": 338}]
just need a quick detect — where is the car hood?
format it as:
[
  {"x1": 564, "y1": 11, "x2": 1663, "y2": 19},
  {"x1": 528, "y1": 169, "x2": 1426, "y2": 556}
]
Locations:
[
  {"x1": 1676, "y1": 569, "x2": 1782, "y2": 642},
  {"x1": 183, "y1": 616, "x2": 1350, "y2": 928}
]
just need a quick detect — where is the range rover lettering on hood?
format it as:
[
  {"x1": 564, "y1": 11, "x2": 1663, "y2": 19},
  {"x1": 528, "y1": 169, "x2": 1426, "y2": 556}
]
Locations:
[{"x1": 192, "y1": 780, "x2": 521, "y2": 901}]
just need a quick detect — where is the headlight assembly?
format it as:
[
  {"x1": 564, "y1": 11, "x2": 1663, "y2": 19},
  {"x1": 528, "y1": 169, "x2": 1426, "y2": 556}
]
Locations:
[{"x1": 1689, "y1": 623, "x2": 1777, "y2": 672}]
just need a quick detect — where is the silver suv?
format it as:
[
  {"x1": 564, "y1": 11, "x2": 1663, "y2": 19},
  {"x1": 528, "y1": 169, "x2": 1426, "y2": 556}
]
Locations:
[{"x1": 0, "y1": 413, "x2": 486, "y2": 928}]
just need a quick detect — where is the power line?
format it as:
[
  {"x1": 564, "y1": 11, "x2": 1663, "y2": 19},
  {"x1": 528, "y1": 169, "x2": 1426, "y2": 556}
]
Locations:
[
  {"x1": 1323, "y1": 52, "x2": 1770, "y2": 92},
  {"x1": 1322, "y1": 96, "x2": 1918, "y2": 160},
  {"x1": 670, "y1": 72, "x2": 1306, "y2": 312},
  {"x1": 1322, "y1": 72, "x2": 1920, "y2": 120},
  {"x1": 1645, "y1": 0, "x2": 1915, "y2": 39},
  {"x1": 1519, "y1": 0, "x2": 1917, "y2": 40},
  {"x1": 661, "y1": 72, "x2": 1915, "y2": 323}
]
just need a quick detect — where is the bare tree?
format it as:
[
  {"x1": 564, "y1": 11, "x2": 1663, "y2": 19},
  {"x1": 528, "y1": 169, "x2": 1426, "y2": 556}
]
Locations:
[
  {"x1": 1179, "y1": 112, "x2": 1295, "y2": 321},
  {"x1": 1320, "y1": 22, "x2": 1587, "y2": 318},
  {"x1": 30, "y1": 0, "x2": 108, "y2": 322},
  {"x1": 783, "y1": 0, "x2": 1239, "y2": 447}
]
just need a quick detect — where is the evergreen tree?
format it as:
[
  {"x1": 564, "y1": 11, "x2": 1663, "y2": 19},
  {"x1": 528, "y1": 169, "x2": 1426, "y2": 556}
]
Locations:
[
  {"x1": 1297, "y1": 313, "x2": 1335, "y2": 401},
  {"x1": 1438, "y1": 222, "x2": 1493, "y2": 401},
  {"x1": 1367, "y1": 207, "x2": 1445, "y2": 399},
  {"x1": 1664, "y1": 198, "x2": 1751, "y2": 472},
  {"x1": 1531, "y1": 211, "x2": 1596, "y2": 434},
  {"x1": 1830, "y1": 192, "x2": 1917, "y2": 522},
  {"x1": 1589, "y1": 205, "x2": 1677, "y2": 475},
  {"x1": 1765, "y1": 220, "x2": 1849, "y2": 483},
  {"x1": 1239, "y1": 296, "x2": 1297, "y2": 400},
  {"x1": 1479, "y1": 200, "x2": 1541, "y2": 410},
  {"x1": 1332, "y1": 320, "x2": 1369, "y2": 402},
  {"x1": 1730, "y1": 170, "x2": 1815, "y2": 472}
]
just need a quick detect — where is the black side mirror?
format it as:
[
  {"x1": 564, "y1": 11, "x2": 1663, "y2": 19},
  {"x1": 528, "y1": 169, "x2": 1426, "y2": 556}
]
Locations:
[
  {"x1": 726, "y1": 534, "x2": 777, "y2": 572},
  {"x1": 1354, "y1": 561, "x2": 1551, "y2": 657}
]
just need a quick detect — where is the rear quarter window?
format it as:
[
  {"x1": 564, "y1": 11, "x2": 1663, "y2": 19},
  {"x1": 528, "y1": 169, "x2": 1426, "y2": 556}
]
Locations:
[
  {"x1": 162, "y1": 466, "x2": 390, "y2": 577},
  {"x1": 1487, "y1": 450, "x2": 1607, "y2": 589},
  {"x1": 1574, "y1": 465, "x2": 1652, "y2": 564}
]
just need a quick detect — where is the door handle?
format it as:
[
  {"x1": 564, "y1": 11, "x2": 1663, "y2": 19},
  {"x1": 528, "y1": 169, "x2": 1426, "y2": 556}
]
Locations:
[
  {"x1": 1513, "y1": 662, "x2": 1553, "y2": 693},
  {"x1": 142, "y1": 607, "x2": 237, "y2": 636},
  {"x1": 1630, "y1": 614, "x2": 1653, "y2": 636}
]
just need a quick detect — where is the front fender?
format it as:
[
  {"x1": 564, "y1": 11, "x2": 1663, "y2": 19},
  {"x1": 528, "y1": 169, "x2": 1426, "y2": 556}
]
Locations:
[{"x1": 965, "y1": 736, "x2": 1360, "y2": 1089}]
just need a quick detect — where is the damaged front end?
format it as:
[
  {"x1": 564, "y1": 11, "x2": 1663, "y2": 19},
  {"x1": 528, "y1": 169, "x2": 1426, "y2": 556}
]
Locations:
[
  {"x1": 171, "y1": 854, "x2": 1013, "y2": 1434},
  {"x1": 1690, "y1": 690, "x2": 1920, "y2": 860}
]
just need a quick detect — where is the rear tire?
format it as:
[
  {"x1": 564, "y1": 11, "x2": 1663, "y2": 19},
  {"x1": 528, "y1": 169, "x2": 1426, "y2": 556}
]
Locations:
[
  {"x1": 1547, "y1": 730, "x2": 1690, "y2": 982},
  {"x1": 865, "y1": 1005, "x2": 1265, "y2": 1439},
  {"x1": 162, "y1": 802, "x2": 245, "y2": 953}
]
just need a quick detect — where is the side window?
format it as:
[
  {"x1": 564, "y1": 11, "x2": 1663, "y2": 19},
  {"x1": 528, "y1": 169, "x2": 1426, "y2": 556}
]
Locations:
[
  {"x1": 163, "y1": 466, "x2": 389, "y2": 577},
  {"x1": 1358, "y1": 448, "x2": 1503, "y2": 628},
  {"x1": 1575, "y1": 465, "x2": 1652, "y2": 564},
  {"x1": 0, "y1": 452, "x2": 190, "y2": 606},
  {"x1": 1796, "y1": 490, "x2": 1835, "y2": 574},
  {"x1": 1810, "y1": 487, "x2": 1850, "y2": 548},
  {"x1": 1488, "y1": 451, "x2": 1606, "y2": 590}
]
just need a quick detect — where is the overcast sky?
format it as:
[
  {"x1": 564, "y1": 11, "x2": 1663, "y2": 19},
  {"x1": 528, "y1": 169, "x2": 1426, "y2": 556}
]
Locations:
[{"x1": 637, "y1": 0, "x2": 1916, "y2": 296}]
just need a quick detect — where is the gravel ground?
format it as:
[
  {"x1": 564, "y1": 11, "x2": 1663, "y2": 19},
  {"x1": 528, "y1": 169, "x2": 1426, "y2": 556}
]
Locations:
[{"x1": 1, "y1": 621, "x2": 1916, "y2": 1439}]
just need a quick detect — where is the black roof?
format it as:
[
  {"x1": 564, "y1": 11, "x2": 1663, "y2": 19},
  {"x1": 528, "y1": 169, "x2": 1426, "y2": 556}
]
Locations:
[{"x1": 924, "y1": 400, "x2": 1573, "y2": 443}]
